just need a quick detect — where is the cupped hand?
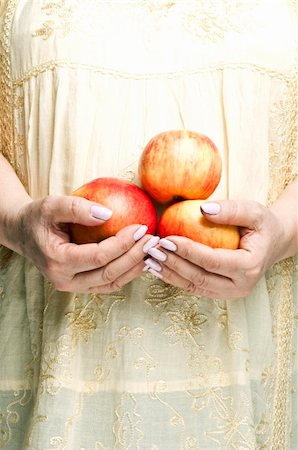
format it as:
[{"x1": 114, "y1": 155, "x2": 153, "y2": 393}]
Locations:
[
  {"x1": 10, "y1": 195, "x2": 156, "y2": 293},
  {"x1": 144, "y1": 200, "x2": 289, "y2": 299}
]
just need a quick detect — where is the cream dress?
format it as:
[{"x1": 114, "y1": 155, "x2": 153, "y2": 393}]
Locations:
[{"x1": 0, "y1": 1, "x2": 297, "y2": 449}]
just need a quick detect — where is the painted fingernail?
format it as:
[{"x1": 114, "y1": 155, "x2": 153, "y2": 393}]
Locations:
[
  {"x1": 148, "y1": 268, "x2": 164, "y2": 279},
  {"x1": 148, "y1": 247, "x2": 167, "y2": 262},
  {"x1": 200, "y1": 202, "x2": 221, "y2": 215},
  {"x1": 133, "y1": 225, "x2": 148, "y2": 241},
  {"x1": 159, "y1": 238, "x2": 177, "y2": 252},
  {"x1": 143, "y1": 236, "x2": 160, "y2": 253},
  {"x1": 144, "y1": 257, "x2": 162, "y2": 272},
  {"x1": 91, "y1": 205, "x2": 113, "y2": 220}
]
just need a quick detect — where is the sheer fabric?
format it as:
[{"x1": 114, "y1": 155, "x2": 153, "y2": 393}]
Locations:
[{"x1": 0, "y1": 1, "x2": 297, "y2": 449}]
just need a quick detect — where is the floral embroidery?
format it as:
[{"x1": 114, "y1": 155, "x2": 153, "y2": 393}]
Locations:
[
  {"x1": 32, "y1": 0, "x2": 259, "y2": 43},
  {"x1": 33, "y1": 0, "x2": 78, "y2": 40},
  {"x1": 113, "y1": 393, "x2": 143, "y2": 450},
  {"x1": 182, "y1": 0, "x2": 258, "y2": 42}
]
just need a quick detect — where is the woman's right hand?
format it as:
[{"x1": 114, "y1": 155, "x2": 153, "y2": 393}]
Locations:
[{"x1": 7, "y1": 195, "x2": 157, "y2": 293}]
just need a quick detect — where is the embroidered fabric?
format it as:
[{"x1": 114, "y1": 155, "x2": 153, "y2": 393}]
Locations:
[{"x1": 0, "y1": 1, "x2": 297, "y2": 449}]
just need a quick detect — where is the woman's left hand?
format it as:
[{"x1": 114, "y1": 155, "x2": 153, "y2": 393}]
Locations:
[{"x1": 144, "y1": 199, "x2": 294, "y2": 299}]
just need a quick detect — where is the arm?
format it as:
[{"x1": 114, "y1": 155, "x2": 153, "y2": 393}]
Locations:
[
  {"x1": 269, "y1": 180, "x2": 298, "y2": 261},
  {"x1": 0, "y1": 154, "x2": 32, "y2": 252},
  {"x1": 144, "y1": 180, "x2": 298, "y2": 299},
  {"x1": 0, "y1": 154, "x2": 155, "y2": 293}
]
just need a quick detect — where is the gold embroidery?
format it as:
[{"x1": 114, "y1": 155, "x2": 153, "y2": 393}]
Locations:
[
  {"x1": 13, "y1": 59, "x2": 292, "y2": 87},
  {"x1": 33, "y1": 0, "x2": 77, "y2": 40},
  {"x1": 270, "y1": 258, "x2": 296, "y2": 450},
  {"x1": 0, "y1": 0, "x2": 16, "y2": 167},
  {"x1": 184, "y1": 0, "x2": 258, "y2": 42},
  {"x1": 0, "y1": 0, "x2": 16, "y2": 264},
  {"x1": 0, "y1": 388, "x2": 33, "y2": 448},
  {"x1": 113, "y1": 393, "x2": 143, "y2": 450},
  {"x1": 266, "y1": 70, "x2": 297, "y2": 448},
  {"x1": 32, "y1": 0, "x2": 259, "y2": 43},
  {"x1": 268, "y1": 74, "x2": 297, "y2": 204}
]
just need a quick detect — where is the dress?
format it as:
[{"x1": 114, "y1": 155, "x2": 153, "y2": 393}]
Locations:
[{"x1": 0, "y1": 1, "x2": 297, "y2": 449}]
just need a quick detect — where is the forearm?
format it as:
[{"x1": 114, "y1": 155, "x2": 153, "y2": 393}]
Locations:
[
  {"x1": 0, "y1": 154, "x2": 32, "y2": 250},
  {"x1": 270, "y1": 179, "x2": 298, "y2": 261}
]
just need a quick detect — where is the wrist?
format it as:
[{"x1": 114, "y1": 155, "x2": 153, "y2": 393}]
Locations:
[
  {"x1": 0, "y1": 196, "x2": 33, "y2": 253},
  {"x1": 269, "y1": 182, "x2": 298, "y2": 261}
]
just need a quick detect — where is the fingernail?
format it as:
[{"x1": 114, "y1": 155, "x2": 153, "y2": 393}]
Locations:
[
  {"x1": 91, "y1": 205, "x2": 113, "y2": 220},
  {"x1": 148, "y1": 268, "x2": 163, "y2": 279},
  {"x1": 133, "y1": 225, "x2": 148, "y2": 241},
  {"x1": 144, "y1": 258, "x2": 162, "y2": 272},
  {"x1": 159, "y1": 238, "x2": 177, "y2": 252},
  {"x1": 200, "y1": 202, "x2": 221, "y2": 215},
  {"x1": 143, "y1": 236, "x2": 160, "y2": 253},
  {"x1": 148, "y1": 247, "x2": 167, "y2": 262}
]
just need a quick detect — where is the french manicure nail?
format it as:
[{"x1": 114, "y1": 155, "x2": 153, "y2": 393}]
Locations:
[
  {"x1": 148, "y1": 247, "x2": 167, "y2": 262},
  {"x1": 133, "y1": 225, "x2": 148, "y2": 241},
  {"x1": 91, "y1": 205, "x2": 113, "y2": 220},
  {"x1": 144, "y1": 258, "x2": 162, "y2": 272},
  {"x1": 200, "y1": 202, "x2": 221, "y2": 215},
  {"x1": 143, "y1": 236, "x2": 160, "y2": 253},
  {"x1": 148, "y1": 268, "x2": 163, "y2": 279},
  {"x1": 159, "y1": 238, "x2": 177, "y2": 252}
]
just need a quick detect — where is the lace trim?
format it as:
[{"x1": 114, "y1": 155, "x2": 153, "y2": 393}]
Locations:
[
  {"x1": 0, "y1": 0, "x2": 16, "y2": 267},
  {"x1": 12, "y1": 59, "x2": 293, "y2": 87},
  {"x1": 268, "y1": 72, "x2": 297, "y2": 449},
  {"x1": 0, "y1": 0, "x2": 15, "y2": 166}
]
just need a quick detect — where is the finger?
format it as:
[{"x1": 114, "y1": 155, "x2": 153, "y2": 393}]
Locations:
[
  {"x1": 40, "y1": 194, "x2": 113, "y2": 226},
  {"x1": 158, "y1": 236, "x2": 248, "y2": 277},
  {"x1": 200, "y1": 199, "x2": 265, "y2": 230},
  {"x1": 58, "y1": 224, "x2": 150, "y2": 273},
  {"x1": 147, "y1": 264, "x2": 236, "y2": 299},
  {"x1": 160, "y1": 251, "x2": 236, "y2": 294},
  {"x1": 86, "y1": 261, "x2": 145, "y2": 294},
  {"x1": 71, "y1": 231, "x2": 154, "y2": 287}
]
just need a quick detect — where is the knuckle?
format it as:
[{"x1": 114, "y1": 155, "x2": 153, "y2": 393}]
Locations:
[
  {"x1": 184, "y1": 280, "x2": 198, "y2": 295},
  {"x1": 117, "y1": 237, "x2": 132, "y2": 254},
  {"x1": 191, "y1": 273, "x2": 207, "y2": 290},
  {"x1": 45, "y1": 260, "x2": 72, "y2": 292},
  {"x1": 69, "y1": 196, "x2": 84, "y2": 222},
  {"x1": 92, "y1": 250, "x2": 109, "y2": 268},
  {"x1": 167, "y1": 254, "x2": 180, "y2": 272},
  {"x1": 203, "y1": 253, "x2": 220, "y2": 272},
  {"x1": 251, "y1": 202, "x2": 265, "y2": 229},
  {"x1": 108, "y1": 279, "x2": 124, "y2": 293},
  {"x1": 179, "y1": 242, "x2": 193, "y2": 260},
  {"x1": 101, "y1": 265, "x2": 116, "y2": 284},
  {"x1": 44, "y1": 259, "x2": 60, "y2": 280},
  {"x1": 52, "y1": 280, "x2": 69, "y2": 292},
  {"x1": 227, "y1": 200, "x2": 240, "y2": 224},
  {"x1": 127, "y1": 249, "x2": 142, "y2": 266},
  {"x1": 40, "y1": 195, "x2": 57, "y2": 218}
]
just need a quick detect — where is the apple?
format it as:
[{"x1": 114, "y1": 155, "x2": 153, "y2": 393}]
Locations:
[
  {"x1": 139, "y1": 130, "x2": 222, "y2": 204},
  {"x1": 69, "y1": 177, "x2": 157, "y2": 244},
  {"x1": 158, "y1": 200, "x2": 240, "y2": 249}
]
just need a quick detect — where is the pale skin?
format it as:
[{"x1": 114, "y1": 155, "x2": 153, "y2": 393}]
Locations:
[
  {"x1": 0, "y1": 154, "x2": 157, "y2": 294},
  {"x1": 145, "y1": 181, "x2": 298, "y2": 299},
  {"x1": 0, "y1": 153, "x2": 297, "y2": 298}
]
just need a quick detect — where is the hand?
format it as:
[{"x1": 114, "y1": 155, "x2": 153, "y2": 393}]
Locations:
[
  {"x1": 143, "y1": 199, "x2": 292, "y2": 299},
  {"x1": 10, "y1": 195, "x2": 157, "y2": 293}
]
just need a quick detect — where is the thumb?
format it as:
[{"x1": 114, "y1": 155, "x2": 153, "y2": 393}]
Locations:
[
  {"x1": 44, "y1": 195, "x2": 113, "y2": 226},
  {"x1": 200, "y1": 200, "x2": 264, "y2": 230}
]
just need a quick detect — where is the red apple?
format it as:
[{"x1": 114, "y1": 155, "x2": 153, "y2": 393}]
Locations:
[
  {"x1": 158, "y1": 200, "x2": 240, "y2": 249},
  {"x1": 139, "y1": 130, "x2": 222, "y2": 204},
  {"x1": 69, "y1": 177, "x2": 157, "y2": 244}
]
